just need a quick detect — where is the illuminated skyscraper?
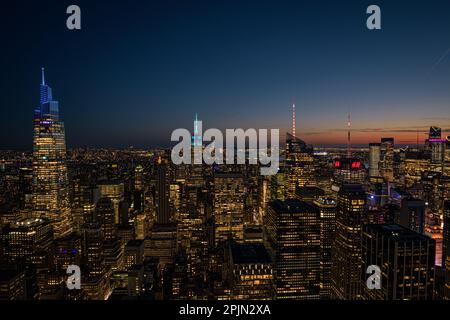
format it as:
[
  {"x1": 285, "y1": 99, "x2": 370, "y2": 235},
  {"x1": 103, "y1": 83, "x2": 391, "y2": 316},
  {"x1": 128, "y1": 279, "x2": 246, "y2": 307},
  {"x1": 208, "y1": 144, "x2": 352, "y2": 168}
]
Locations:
[
  {"x1": 265, "y1": 199, "x2": 320, "y2": 299},
  {"x1": 362, "y1": 224, "x2": 435, "y2": 300},
  {"x1": 312, "y1": 197, "x2": 337, "y2": 300},
  {"x1": 333, "y1": 158, "x2": 366, "y2": 185},
  {"x1": 285, "y1": 133, "x2": 315, "y2": 197},
  {"x1": 380, "y1": 138, "x2": 394, "y2": 182},
  {"x1": 427, "y1": 127, "x2": 445, "y2": 173},
  {"x1": 95, "y1": 197, "x2": 116, "y2": 241},
  {"x1": 32, "y1": 68, "x2": 71, "y2": 237},
  {"x1": 213, "y1": 172, "x2": 245, "y2": 245},
  {"x1": 331, "y1": 184, "x2": 366, "y2": 300},
  {"x1": 332, "y1": 116, "x2": 365, "y2": 187},
  {"x1": 98, "y1": 181, "x2": 124, "y2": 225},
  {"x1": 443, "y1": 136, "x2": 450, "y2": 176},
  {"x1": 369, "y1": 143, "x2": 381, "y2": 178},
  {"x1": 285, "y1": 105, "x2": 315, "y2": 197},
  {"x1": 81, "y1": 222, "x2": 109, "y2": 300},
  {"x1": 443, "y1": 201, "x2": 450, "y2": 268}
]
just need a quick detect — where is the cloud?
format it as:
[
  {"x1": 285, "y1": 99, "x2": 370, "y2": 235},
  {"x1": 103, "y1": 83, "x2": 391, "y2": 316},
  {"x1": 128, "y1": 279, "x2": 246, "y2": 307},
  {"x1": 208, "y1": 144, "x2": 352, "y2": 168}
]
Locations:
[
  {"x1": 430, "y1": 48, "x2": 450, "y2": 73},
  {"x1": 302, "y1": 126, "x2": 450, "y2": 136}
]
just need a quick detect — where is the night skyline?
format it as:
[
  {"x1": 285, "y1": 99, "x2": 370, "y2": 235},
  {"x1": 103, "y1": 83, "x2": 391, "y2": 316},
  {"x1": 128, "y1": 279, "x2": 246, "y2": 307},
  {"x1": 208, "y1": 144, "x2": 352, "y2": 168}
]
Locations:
[{"x1": 2, "y1": 0, "x2": 450, "y2": 150}]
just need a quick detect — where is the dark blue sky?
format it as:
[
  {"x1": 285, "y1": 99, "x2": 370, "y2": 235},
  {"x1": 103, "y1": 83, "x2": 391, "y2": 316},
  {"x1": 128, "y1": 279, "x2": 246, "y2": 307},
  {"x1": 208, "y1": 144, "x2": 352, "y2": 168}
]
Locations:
[{"x1": 2, "y1": 0, "x2": 450, "y2": 149}]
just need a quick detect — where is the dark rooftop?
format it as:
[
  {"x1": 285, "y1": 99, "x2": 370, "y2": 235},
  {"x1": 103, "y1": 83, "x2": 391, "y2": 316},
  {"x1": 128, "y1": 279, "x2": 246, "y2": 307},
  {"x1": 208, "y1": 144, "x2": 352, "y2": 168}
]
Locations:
[
  {"x1": 230, "y1": 242, "x2": 272, "y2": 265},
  {"x1": 271, "y1": 199, "x2": 319, "y2": 214},
  {"x1": 364, "y1": 224, "x2": 432, "y2": 242}
]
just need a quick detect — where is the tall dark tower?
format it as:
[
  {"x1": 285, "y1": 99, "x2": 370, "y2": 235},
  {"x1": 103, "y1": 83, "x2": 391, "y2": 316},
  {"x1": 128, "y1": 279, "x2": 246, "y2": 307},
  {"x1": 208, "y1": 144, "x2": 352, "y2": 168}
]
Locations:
[
  {"x1": 265, "y1": 199, "x2": 321, "y2": 299},
  {"x1": 285, "y1": 105, "x2": 315, "y2": 197},
  {"x1": 156, "y1": 156, "x2": 171, "y2": 224},
  {"x1": 443, "y1": 201, "x2": 450, "y2": 268},
  {"x1": 331, "y1": 184, "x2": 366, "y2": 300},
  {"x1": 32, "y1": 68, "x2": 71, "y2": 237}
]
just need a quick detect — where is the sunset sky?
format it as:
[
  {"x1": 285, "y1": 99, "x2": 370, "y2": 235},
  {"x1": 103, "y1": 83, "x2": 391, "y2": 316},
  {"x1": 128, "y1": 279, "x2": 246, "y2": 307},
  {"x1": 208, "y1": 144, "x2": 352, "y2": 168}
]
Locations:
[{"x1": 1, "y1": 0, "x2": 450, "y2": 149}]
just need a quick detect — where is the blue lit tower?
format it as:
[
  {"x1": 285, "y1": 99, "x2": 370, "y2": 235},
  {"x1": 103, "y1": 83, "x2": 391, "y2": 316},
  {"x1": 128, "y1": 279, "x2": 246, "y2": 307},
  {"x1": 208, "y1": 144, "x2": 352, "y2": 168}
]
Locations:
[{"x1": 32, "y1": 68, "x2": 72, "y2": 237}]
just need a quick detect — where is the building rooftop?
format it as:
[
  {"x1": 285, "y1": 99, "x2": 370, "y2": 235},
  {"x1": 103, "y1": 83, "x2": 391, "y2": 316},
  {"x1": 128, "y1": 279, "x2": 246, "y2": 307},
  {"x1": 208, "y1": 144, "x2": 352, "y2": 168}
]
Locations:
[
  {"x1": 271, "y1": 199, "x2": 319, "y2": 214},
  {"x1": 364, "y1": 224, "x2": 432, "y2": 242},
  {"x1": 340, "y1": 184, "x2": 365, "y2": 193},
  {"x1": 125, "y1": 239, "x2": 144, "y2": 248},
  {"x1": 230, "y1": 242, "x2": 272, "y2": 265},
  {"x1": 296, "y1": 187, "x2": 325, "y2": 198}
]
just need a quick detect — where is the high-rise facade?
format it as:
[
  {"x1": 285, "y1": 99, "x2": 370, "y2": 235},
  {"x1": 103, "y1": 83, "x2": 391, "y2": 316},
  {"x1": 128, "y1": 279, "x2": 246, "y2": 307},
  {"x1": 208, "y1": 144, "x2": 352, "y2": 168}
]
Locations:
[
  {"x1": 213, "y1": 172, "x2": 245, "y2": 245},
  {"x1": 380, "y1": 138, "x2": 394, "y2": 182},
  {"x1": 32, "y1": 69, "x2": 71, "y2": 237},
  {"x1": 331, "y1": 184, "x2": 366, "y2": 300},
  {"x1": 156, "y1": 157, "x2": 171, "y2": 224},
  {"x1": 429, "y1": 126, "x2": 445, "y2": 165},
  {"x1": 362, "y1": 224, "x2": 435, "y2": 300},
  {"x1": 265, "y1": 199, "x2": 320, "y2": 299},
  {"x1": 224, "y1": 242, "x2": 274, "y2": 300},
  {"x1": 313, "y1": 197, "x2": 337, "y2": 300},
  {"x1": 444, "y1": 136, "x2": 450, "y2": 176},
  {"x1": 369, "y1": 143, "x2": 381, "y2": 178},
  {"x1": 443, "y1": 201, "x2": 450, "y2": 268},
  {"x1": 285, "y1": 133, "x2": 315, "y2": 197},
  {"x1": 399, "y1": 197, "x2": 425, "y2": 234}
]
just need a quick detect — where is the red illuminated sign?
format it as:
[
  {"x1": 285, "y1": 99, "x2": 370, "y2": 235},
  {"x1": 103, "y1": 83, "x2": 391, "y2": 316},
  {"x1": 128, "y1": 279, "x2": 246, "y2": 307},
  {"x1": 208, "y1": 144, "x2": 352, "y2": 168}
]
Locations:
[{"x1": 351, "y1": 161, "x2": 361, "y2": 169}]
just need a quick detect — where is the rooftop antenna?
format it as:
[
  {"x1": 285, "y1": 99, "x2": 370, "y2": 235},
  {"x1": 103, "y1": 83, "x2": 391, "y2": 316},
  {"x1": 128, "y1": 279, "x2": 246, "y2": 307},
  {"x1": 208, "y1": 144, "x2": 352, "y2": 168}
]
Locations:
[
  {"x1": 292, "y1": 103, "x2": 296, "y2": 138},
  {"x1": 41, "y1": 67, "x2": 45, "y2": 85},
  {"x1": 347, "y1": 112, "x2": 352, "y2": 158}
]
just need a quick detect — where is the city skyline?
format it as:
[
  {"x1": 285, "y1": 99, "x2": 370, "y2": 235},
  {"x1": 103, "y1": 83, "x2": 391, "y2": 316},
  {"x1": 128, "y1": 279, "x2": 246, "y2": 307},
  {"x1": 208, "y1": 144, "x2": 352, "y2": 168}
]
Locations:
[
  {"x1": 2, "y1": 0, "x2": 450, "y2": 149},
  {"x1": 2, "y1": 1, "x2": 450, "y2": 303}
]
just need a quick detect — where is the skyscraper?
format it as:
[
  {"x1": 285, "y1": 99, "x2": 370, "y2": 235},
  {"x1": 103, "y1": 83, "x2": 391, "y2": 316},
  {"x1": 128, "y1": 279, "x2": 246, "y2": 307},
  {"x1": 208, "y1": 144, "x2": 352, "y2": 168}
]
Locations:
[
  {"x1": 312, "y1": 197, "x2": 337, "y2": 300},
  {"x1": 380, "y1": 138, "x2": 394, "y2": 182},
  {"x1": 213, "y1": 172, "x2": 245, "y2": 245},
  {"x1": 331, "y1": 184, "x2": 366, "y2": 300},
  {"x1": 265, "y1": 199, "x2": 321, "y2": 299},
  {"x1": 156, "y1": 157, "x2": 171, "y2": 224},
  {"x1": 285, "y1": 133, "x2": 315, "y2": 197},
  {"x1": 444, "y1": 136, "x2": 450, "y2": 176},
  {"x1": 285, "y1": 105, "x2": 315, "y2": 197},
  {"x1": 32, "y1": 68, "x2": 72, "y2": 237},
  {"x1": 362, "y1": 224, "x2": 435, "y2": 300},
  {"x1": 399, "y1": 197, "x2": 425, "y2": 234},
  {"x1": 429, "y1": 126, "x2": 445, "y2": 165},
  {"x1": 369, "y1": 143, "x2": 381, "y2": 178},
  {"x1": 443, "y1": 201, "x2": 450, "y2": 268}
]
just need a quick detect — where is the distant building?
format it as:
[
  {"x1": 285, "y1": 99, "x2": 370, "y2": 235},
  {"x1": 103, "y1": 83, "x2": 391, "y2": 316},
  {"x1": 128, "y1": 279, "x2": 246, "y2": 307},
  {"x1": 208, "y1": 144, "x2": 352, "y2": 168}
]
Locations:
[
  {"x1": 380, "y1": 138, "x2": 394, "y2": 182},
  {"x1": 213, "y1": 172, "x2": 245, "y2": 245},
  {"x1": 369, "y1": 143, "x2": 381, "y2": 178}
]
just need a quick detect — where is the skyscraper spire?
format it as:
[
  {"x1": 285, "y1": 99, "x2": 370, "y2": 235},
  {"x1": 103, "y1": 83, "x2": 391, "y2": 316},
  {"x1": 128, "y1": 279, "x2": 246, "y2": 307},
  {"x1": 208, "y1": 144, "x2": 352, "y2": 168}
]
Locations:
[
  {"x1": 41, "y1": 67, "x2": 45, "y2": 85},
  {"x1": 292, "y1": 104, "x2": 296, "y2": 138},
  {"x1": 347, "y1": 112, "x2": 352, "y2": 158}
]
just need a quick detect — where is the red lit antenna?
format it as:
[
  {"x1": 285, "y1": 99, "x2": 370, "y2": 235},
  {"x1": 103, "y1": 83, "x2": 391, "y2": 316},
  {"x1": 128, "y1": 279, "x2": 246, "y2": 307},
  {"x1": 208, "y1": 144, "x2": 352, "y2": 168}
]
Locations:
[{"x1": 292, "y1": 103, "x2": 296, "y2": 138}]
